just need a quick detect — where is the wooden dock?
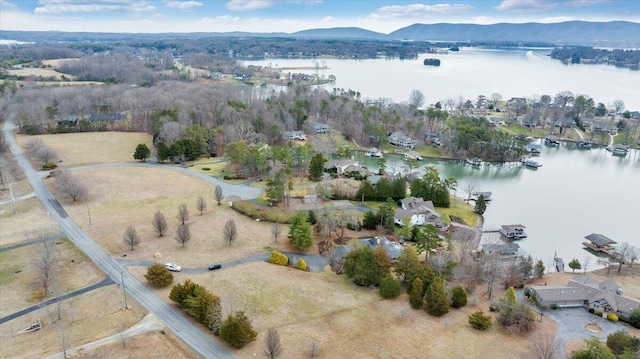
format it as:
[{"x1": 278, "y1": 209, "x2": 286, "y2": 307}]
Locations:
[{"x1": 554, "y1": 252, "x2": 565, "y2": 272}]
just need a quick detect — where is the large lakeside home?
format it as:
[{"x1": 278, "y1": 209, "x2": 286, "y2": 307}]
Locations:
[
  {"x1": 388, "y1": 131, "x2": 417, "y2": 149},
  {"x1": 394, "y1": 197, "x2": 442, "y2": 227},
  {"x1": 530, "y1": 276, "x2": 640, "y2": 317}
]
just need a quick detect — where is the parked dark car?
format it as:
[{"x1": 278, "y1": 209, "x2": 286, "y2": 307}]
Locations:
[{"x1": 208, "y1": 263, "x2": 222, "y2": 270}]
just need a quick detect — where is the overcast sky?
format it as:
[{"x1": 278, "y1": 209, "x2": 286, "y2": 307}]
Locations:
[{"x1": 1, "y1": 0, "x2": 638, "y2": 34}]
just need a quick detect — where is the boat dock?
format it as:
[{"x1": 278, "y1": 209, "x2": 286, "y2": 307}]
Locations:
[{"x1": 554, "y1": 252, "x2": 565, "y2": 272}]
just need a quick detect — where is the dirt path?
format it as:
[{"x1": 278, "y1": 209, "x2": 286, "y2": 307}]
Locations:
[
  {"x1": 573, "y1": 128, "x2": 584, "y2": 140},
  {"x1": 42, "y1": 313, "x2": 165, "y2": 359}
]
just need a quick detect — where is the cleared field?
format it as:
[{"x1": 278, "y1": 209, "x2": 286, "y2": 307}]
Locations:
[
  {"x1": 51, "y1": 166, "x2": 285, "y2": 264},
  {"x1": 0, "y1": 286, "x2": 147, "y2": 358},
  {"x1": 16, "y1": 132, "x2": 153, "y2": 167},
  {"x1": 0, "y1": 237, "x2": 105, "y2": 317},
  {"x1": 68, "y1": 330, "x2": 198, "y2": 359},
  {"x1": 7, "y1": 67, "x2": 72, "y2": 80},
  {"x1": 0, "y1": 196, "x2": 60, "y2": 246}
]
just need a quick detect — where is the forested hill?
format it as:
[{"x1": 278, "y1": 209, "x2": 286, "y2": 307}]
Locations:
[
  {"x1": 388, "y1": 21, "x2": 640, "y2": 47},
  {"x1": 2, "y1": 21, "x2": 638, "y2": 47}
]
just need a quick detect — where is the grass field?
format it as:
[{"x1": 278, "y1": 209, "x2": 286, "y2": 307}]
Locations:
[{"x1": 16, "y1": 132, "x2": 153, "y2": 167}]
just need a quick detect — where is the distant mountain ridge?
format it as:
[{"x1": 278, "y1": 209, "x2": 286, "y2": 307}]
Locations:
[{"x1": 2, "y1": 21, "x2": 638, "y2": 47}]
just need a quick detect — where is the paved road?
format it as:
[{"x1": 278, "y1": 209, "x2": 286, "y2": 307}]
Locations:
[
  {"x1": 4, "y1": 116, "x2": 234, "y2": 358},
  {"x1": 68, "y1": 162, "x2": 263, "y2": 200},
  {"x1": 117, "y1": 250, "x2": 331, "y2": 273},
  {"x1": 0, "y1": 191, "x2": 36, "y2": 205},
  {"x1": 0, "y1": 277, "x2": 114, "y2": 325}
]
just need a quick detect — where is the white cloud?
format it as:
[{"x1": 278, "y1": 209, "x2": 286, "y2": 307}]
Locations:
[
  {"x1": 225, "y1": 0, "x2": 276, "y2": 11},
  {"x1": 369, "y1": 3, "x2": 474, "y2": 19},
  {"x1": 321, "y1": 16, "x2": 337, "y2": 23},
  {"x1": 0, "y1": 0, "x2": 19, "y2": 10},
  {"x1": 539, "y1": 15, "x2": 575, "y2": 22},
  {"x1": 34, "y1": 1, "x2": 155, "y2": 14},
  {"x1": 165, "y1": 1, "x2": 203, "y2": 10}
]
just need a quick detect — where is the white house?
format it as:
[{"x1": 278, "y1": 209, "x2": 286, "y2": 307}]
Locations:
[{"x1": 394, "y1": 197, "x2": 441, "y2": 226}]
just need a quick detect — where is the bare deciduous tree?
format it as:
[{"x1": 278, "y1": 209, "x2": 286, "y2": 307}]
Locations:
[
  {"x1": 215, "y1": 184, "x2": 224, "y2": 205},
  {"x1": 223, "y1": 219, "x2": 237, "y2": 245},
  {"x1": 463, "y1": 180, "x2": 477, "y2": 203},
  {"x1": 177, "y1": 203, "x2": 189, "y2": 225},
  {"x1": 175, "y1": 223, "x2": 191, "y2": 247},
  {"x1": 0, "y1": 156, "x2": 17, "y2": 190},
  {"x1": 123, "y1": 224, "x2": 140, "y2": 251},
  {"x1": 196, "y1": 195, "x2": 207, "y2": 215},
  {"x1": 583, "y1": 255, "x2": 591, "y2": 275},
  {"x1": 55, "y1": 169, "x2": 87, "y2": 202},
  {"x1": 33, "y1": 234, "x2": 57, "y2": 296},
  {"x1": 627, "y1": 245, "x2": 639, "y2": 268},
  {"x1": 271, "y1": 222, "x2": 281, "y2": 243},
  {"x1": 263, "y1": 328, "x2": 282, "y2": 359},
  {"x1": 530, "y1": 332, "x2": 563, "y2": 359},
  {"x1": 152, "y1": 211, "x2": 168, "y2": 237},
  {"x1": 35, "y1": 145, "x2": 58, "y2": 164}
]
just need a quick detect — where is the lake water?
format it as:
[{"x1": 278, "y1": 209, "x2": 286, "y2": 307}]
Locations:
[
  {"x1": 351, "y1": 144, "x2": 640, "y2": 271},
  {"x1": 245, "y1": 49, "x2": 640, "y2": 270},
  {"x1": 244, "y1": 47, "x2": 640, "y2": 111}
]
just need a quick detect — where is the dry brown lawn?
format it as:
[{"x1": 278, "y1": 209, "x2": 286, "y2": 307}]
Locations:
[
  {"x1": 69, "y1": 330, "x2": 199, "y2": 359},
  {"x1": 50, "y1": 166, "x2": 283, "y2": 265},
  {"x1": 0, "y1": 196, "x2": 61, "y2": 246},
  {"x1": 0, "y1": 238, "x2": 105, "y2": 317},
  {"x1": 0, "y1": 286, "x2": 147, "y2": 358},
  {"x1": 7, "y1": 67, "x2": 72, "y2": 80},
  {"x1": 16, "y1": 132, "x2": 153, "y2": 167}
]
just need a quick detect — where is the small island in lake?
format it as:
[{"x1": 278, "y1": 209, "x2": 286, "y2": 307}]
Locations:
[{"x1": 423, "y1": 58, "x2": 441, "y2": 66}]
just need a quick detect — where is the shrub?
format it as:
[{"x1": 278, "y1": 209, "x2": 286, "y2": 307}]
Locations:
[
  {"x1": 468, "y1": 310, "x2": 493, "y2": 330},
  {"x1": 201, "y1": 167, "x2": 210, "y2": 171},
  {"x1": 550, "y1": 304, "x2": 558, "y2": 310},
  {"x1": 219, "y1": 311, "x2": 257, "y2": 349},
  {"x1": 595, "y1": 311, "x2": 603, "y2": 317},
  {"x1": 379, "y1": 274, "x2": 401, "y2": 299},
  {"x1": 630, "y1": 308, "x2": 640, "y2": 329},
  {"x1": 268, "y1": 250, "x2": 289, "y2": 266},
  {"x1": 296, "y1": 258, "x2": 308, "y2": 271},
  {"x1": 409, "y1": 277, "x2": 424, "y2": 309},
  {"x1": 451, "y1": 285, "x2": 468, "y2": 308},
  {"x1": 42, "y1": 162, "x2": 57, "y2": 170},
  {"x1": 588, "y1": 308, "x2": 595, "y2": 314},
  {"x1": 607, "y1": 313, "x2": 618, "y2": 322},
  {"x1": 144, "y1": 263, "x2": 174, "y2": 288}
]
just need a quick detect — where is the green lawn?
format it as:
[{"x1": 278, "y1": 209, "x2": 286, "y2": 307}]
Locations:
[
  {"x1": 436, "y1": 196, "x2": 478, "y2": 227},
  {"x1": 499, "y1": 124, "x2": 548, "y2": 138}
]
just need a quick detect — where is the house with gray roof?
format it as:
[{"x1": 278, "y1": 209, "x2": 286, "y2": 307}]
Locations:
[
  {"x1": 530, "y1": 276, "x2": 640, "y2": 317},
  {"x1": 482, "y1": 243, "x2": 520, "y2": 256},
  {"x1": 394, "y1": 197, "x2": 442, "y2": 227},
  {"x1": 388, "y1": 131, "x2": 417, "y2": 149}
]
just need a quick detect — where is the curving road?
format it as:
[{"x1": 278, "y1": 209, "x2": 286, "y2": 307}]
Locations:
[{"x1": 3, "y1": 116, "x2": 234, "y2": 359}]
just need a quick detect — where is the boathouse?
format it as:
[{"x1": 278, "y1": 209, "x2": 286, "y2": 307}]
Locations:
[
  {"x1": 500, "y1": 224, "x2": 527, "y2": 239},
  {"x1": 583, "y1": 233, "x2": 617, "y2": 253}
]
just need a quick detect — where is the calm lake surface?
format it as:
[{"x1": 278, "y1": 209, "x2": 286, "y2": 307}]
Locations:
[
  {"x1": 245, "y1": 49, "x2": 640, "y2": 269},
  {"x1": 244, "y1": 47, "x2": 640, "y2": 110},
  {"x1": 353, "y1": 145, "x2": 640, "y2": 271}
]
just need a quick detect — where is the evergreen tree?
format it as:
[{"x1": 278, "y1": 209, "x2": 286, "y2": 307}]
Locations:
[
  {"x1": 133, "y1": 143, "x2": 150, "y2": 162},
  {"x1": 394, "y1": 246, "x2": 422, "y2": 284},
  {"x1": 362, "y1": 211, "x2": 380, "y2": 230},
  {"x1": 156, "y1": 142, "x2": 171, "y2": 162},
  {"x1": 379, "y1": 274, "x2": 401, "y2": 299},
  {"x1": 308, "y1": 153, "x2": 325, "y2": 181},
  {"x1": 569, "y1": 258, "x2": 582, "y2": 273},
  {"x1": 425, "y1": 277, "x2": 449, "y2": 316},
  {"x1": 144, "y1": 263, "x2": 173, "y2": 288},
  {"x1": 474, "y1": 194, "x2": 487, "y2": 214},
  {"x1": 356, "y1": 180, "x2": 376, "y2": 202},
  {"x1": 534, "y1": 259, "x2": 546, "y2": 278},
  {"x1": 409, "y1": 277, "x2": 424, "y2": 309},
  {"x1": 343, "y1": 246, "x2": 381, "y2": 286},
  {"x1": 451, "y1": 285, "x2": 468, "y2": 308},
  {"x1": 414, "y1": 224, "x2": 441, "y2": 259},
  {"x1": 372, "y1": 245, "x2": 392, "y2": 279},
  {"x1": 572, "y1": 337, "x2": 615, "y2": 359},
  {"x1": 289, "y1": 211, "x2": 313, "y2": 251},
  {"x1": 266, "y1": 169, "x2": 287, "y2": 204},
  {"x1": 219, "y1": 311, "x2": 257, "y2": 349},
  {"x1": 468, "y1": 310, "x2": 493, "y2": 330}
]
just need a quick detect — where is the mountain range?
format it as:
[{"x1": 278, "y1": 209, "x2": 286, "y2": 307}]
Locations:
[{"x1": 2, "y1": 21, "x2": 639, "y2": 47}]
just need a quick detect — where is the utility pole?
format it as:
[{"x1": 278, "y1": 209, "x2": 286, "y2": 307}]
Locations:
[
  {"x1": 9, "y1": 185, "x2": 17, "y2": 214},
  {"x1": 121, "y1": 272, "x2": 128, "y2": 309},
  {"x1": 86, "y1": 203, "x2": 92, "y2": 225}
]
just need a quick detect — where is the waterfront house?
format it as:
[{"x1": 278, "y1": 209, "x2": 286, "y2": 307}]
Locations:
[
  {"x1": 365, "y1": 148, "x2": 383, "y2": 157},
  {"x1": 282, "y1": 130, "x2": 307, "y2": 141},
  {"x1": 530, "y1": 276, "x2": 640, "y2": 317},
  {"x1": 388, "y1": 131, "x2": 417, "y2": 149},
  {"x1": 394, "y1": 197, "x2": 442, "y2": 227},
  {"x1": 525, "y1": 144, "x2": 541, "y2": 154},
  {"x1": 583, "y1": 233, "x2": 617, "y2": 253},
  {"x1": 309, "y1": 122, "x2": 331, "y2": 135},
  {"x1": 500, "y1": 224, "x2": 527, "y2": 239}
]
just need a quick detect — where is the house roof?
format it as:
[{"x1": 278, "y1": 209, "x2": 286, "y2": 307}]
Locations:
[
  {"x1": 584, "y1": 233, "x2": 616, "y2": 246},
  {"x1": 482, "y1": 243, "x2": 520, "y2": 256},
  {"x1": 532, "y1": 276, "x2": 640, "y2": 313},
  {"x1": 501, "y1": 224, "x2": 525, "y2": 231},
  {"x1": 324, "y1": 159, "x2": 357, "y2": 169}
]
